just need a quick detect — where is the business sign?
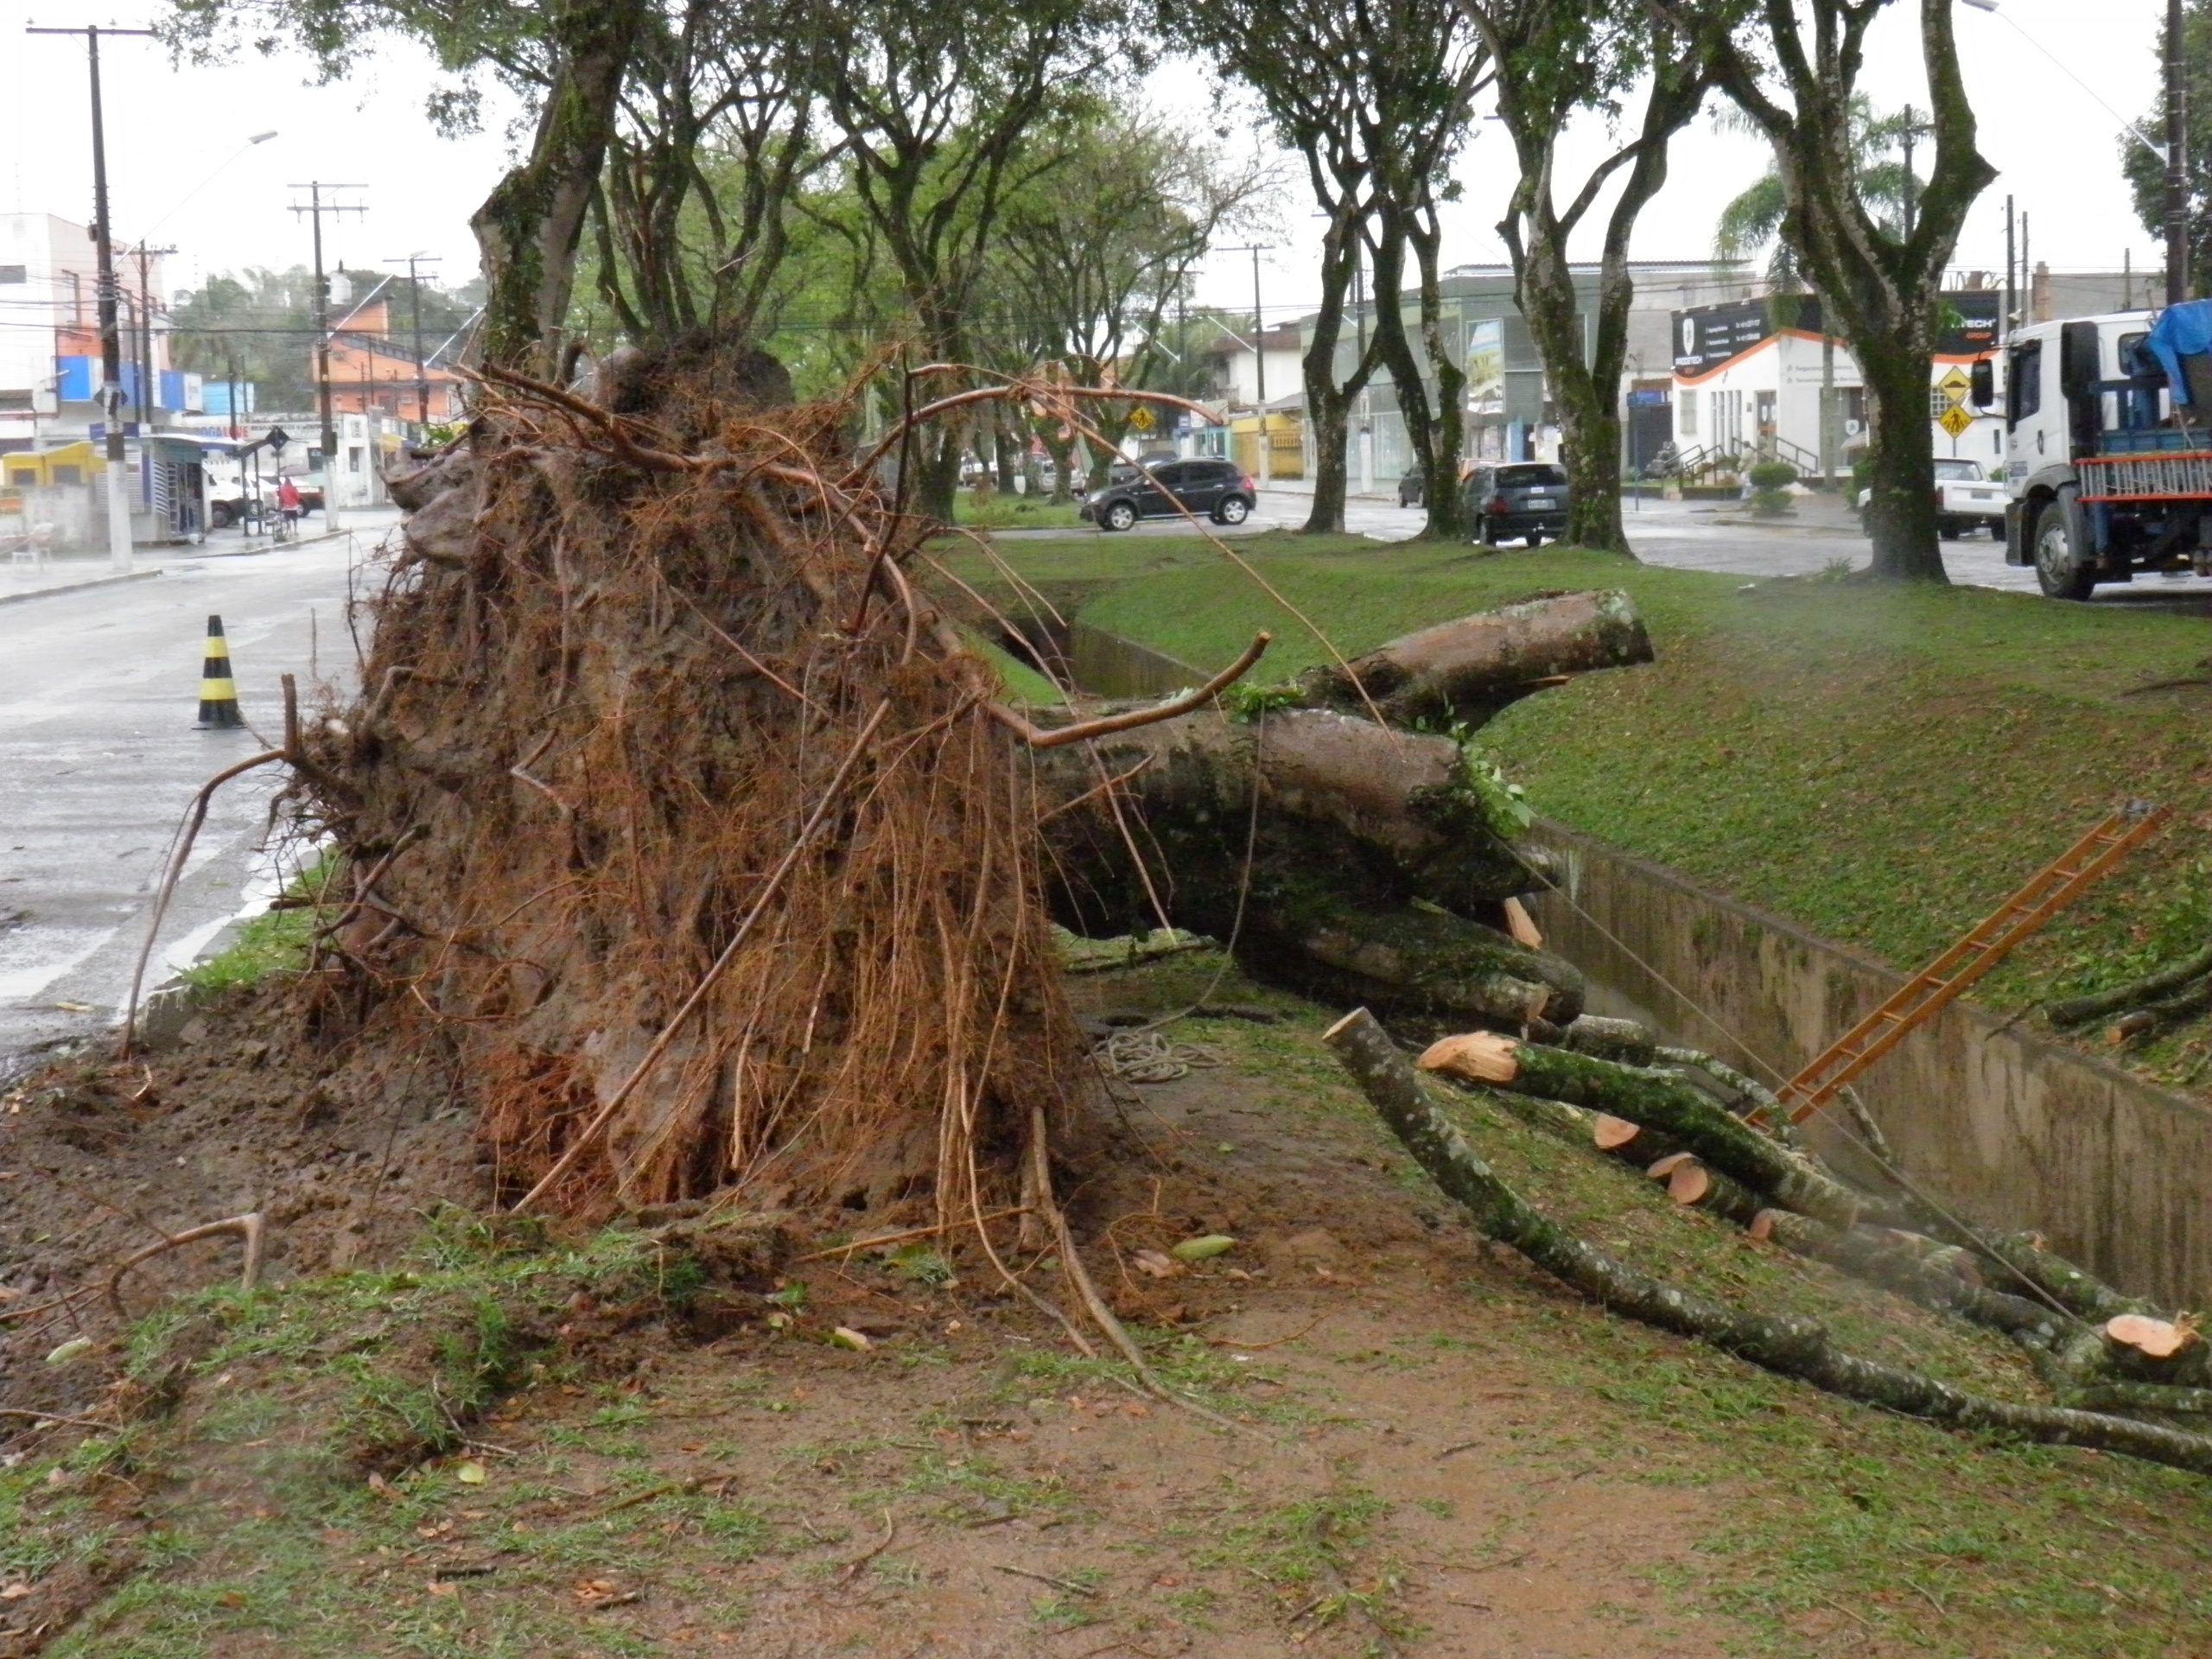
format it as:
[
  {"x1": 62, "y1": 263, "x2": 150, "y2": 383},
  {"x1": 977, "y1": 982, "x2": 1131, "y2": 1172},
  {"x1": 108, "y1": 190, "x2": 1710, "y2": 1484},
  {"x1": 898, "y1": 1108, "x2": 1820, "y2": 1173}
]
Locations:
[
  {"x1": 1674, "y1": 291, "x2": 2004, "y2": 376},
  {"x1": 1465, "y1": 317, "x2": 1504, "y2": 402}
]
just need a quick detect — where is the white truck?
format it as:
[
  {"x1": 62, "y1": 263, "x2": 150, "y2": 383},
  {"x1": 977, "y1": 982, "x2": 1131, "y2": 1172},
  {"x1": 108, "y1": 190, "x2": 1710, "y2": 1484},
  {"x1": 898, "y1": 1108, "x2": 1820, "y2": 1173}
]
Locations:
[{"x1": 1976, "y1": 304, "x2": 2212, "y2": 598}]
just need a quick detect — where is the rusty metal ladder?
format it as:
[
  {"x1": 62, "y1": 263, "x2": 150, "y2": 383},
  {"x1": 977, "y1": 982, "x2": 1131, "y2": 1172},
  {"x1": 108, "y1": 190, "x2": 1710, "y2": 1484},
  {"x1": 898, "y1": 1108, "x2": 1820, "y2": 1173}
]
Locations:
[{"x1": 1754, "y1": 803, "x2": 2171, "y2": 1128}]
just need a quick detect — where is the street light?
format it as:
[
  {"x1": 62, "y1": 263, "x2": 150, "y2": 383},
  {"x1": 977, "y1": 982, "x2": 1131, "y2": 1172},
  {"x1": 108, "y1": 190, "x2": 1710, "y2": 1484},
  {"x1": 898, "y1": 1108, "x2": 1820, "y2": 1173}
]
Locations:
[
  {"x1": 1958, "y1": 1, "x2": 2167, "y2": 165},
  {"x1": 140, "y1": 130, "x2": 280, "y2": 242},
  {"x1": 1960, "y1": 0, "x2": 2186, "y2": 303}
]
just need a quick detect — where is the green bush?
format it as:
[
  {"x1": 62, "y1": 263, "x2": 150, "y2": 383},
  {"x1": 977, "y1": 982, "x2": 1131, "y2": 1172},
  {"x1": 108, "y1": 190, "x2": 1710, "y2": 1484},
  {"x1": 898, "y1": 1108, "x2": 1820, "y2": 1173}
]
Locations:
[{"x1": 1747, "y1": 459, "x2": 1798, "y2": 492}]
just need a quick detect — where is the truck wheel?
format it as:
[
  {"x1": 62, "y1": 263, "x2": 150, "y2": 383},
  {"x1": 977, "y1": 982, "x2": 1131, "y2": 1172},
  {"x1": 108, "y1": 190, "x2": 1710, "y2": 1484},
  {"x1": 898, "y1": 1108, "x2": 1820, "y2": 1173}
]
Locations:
[
  {"x1": 1938, "y1": 517, "x2": 1961, "y2": 541},
  {"x1": 2033, "y1": 499, "x2": 2096, "y2": 601}
]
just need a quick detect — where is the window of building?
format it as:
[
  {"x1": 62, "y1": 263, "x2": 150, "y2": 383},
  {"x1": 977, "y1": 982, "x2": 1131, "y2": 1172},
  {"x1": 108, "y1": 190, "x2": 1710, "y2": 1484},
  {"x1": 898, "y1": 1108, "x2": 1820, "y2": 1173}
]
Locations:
[
  {"x1": 1679, "y1": 391, "x2": 1698, "y2": 437},
  {"x1": 347, "y1": 446, "x2": 365, "y2": 474},
  {"x1": 0, "y1": 264, "x2": 25, "y2": 284}
]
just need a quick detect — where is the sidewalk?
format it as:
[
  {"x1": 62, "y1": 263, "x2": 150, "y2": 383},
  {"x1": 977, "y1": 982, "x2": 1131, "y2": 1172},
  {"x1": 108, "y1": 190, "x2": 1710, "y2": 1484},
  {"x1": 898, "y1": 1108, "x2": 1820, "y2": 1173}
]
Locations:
[{"x1": 0, "y1": 510, "x2": 400, "y2": 606}]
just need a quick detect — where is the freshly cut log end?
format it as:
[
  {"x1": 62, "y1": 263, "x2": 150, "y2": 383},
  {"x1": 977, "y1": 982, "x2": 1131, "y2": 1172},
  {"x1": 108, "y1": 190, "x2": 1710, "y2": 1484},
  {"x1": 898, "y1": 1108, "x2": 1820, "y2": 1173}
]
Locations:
[
  {"x1": 2108, "y1": 1313, "x2": 2202, "y2": 1360},
  {"x1": 1747, "y1": 1209, "x2": 1781, "y2": 1243},
  {"x1": 1502, "y1": 897, "x2": 1544, "y2": 950},
  {"x1": 1416, "y1": 1030, "x2": 1522, "y2": 1085},
  {"x1": 1591, "y1": 1113, "x2": 1642, "y2": 1152},
  {"x1": 1644, "y1": 1151, "x2": 1697, "y2": 1182}
]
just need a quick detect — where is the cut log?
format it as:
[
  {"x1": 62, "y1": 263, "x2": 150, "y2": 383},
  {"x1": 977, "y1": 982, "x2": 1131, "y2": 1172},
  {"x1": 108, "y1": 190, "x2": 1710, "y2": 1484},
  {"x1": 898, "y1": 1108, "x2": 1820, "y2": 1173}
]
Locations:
[
  {"x1": 2107, "y1": 1313, "x2": 2202, "y2": 1361},
  {"x1": 1977, "y1": 1232, "x2": 2147, "y2": 1325},
  {"x1": 1501, "y1": 896, "x2": 1544, "y2": 950},
  {"x1": 1750, "y1": 1210, "x2": 2059, "y2": 1338},
  {"x1": 1591, "y1": 1112, "x2": 1642, "y2": 1152},
  {"x1": 1662, "y1": 1159, "x2": 1764, "y2": 1226},
  {"x1": 2047, "y1": 944, "x2": 2212, "y2": 1027},
  {"x1": 1643, "y1": 1150, "x2": 1696, "y2": 1181},
  {"x1": 1324, "y1": 1006, "x2": 2212, "y2": 1479},
  {"x1": 1426, "y1": 1031, "x2": 1870, "y2": 1227},
  {"x1": 1578, "y1": 1112, "x2": 1688, "y2": 1172},
  {"x1": 2060, "y1": 1381, "x2": 2212, "y2": 1416},
  {"x1": 1562, "y1": 1016, "x2": 1657, "y2": 1067},
  {"x1": 1299, "y1": 591, "x2": 1654, "y2": 727}
]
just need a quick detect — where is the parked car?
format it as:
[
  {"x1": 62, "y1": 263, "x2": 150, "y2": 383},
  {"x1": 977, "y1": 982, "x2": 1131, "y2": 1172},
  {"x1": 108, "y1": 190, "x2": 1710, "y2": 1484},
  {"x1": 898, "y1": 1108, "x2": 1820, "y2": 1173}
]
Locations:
[
  {"x1": 1463, "y1": 461, "x2": 1570, "y2": 545},
  {"x1": 1854, "y1": 457, "x2": 2005, "y2": 539},
  {"x1": 1080, "y1": 458, "x2": 1257, "y2": 531},
  {"x1": 1398, "y1": 467, "x2": 1426, "y2": 508}
]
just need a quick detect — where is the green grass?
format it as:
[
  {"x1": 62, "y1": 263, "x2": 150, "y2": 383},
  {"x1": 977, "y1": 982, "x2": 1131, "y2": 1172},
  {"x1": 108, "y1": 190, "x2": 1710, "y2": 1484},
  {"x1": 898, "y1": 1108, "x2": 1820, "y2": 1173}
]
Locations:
[
  {"x1": 952, "y1": 531, "x2": 2212, "y2": 1078},
  {"x1": 950, "y1": 493, "x2": 1086, "y2": 530},
  {"x1": 180, "y1": 852, "x2": 343, "y2": 992}
]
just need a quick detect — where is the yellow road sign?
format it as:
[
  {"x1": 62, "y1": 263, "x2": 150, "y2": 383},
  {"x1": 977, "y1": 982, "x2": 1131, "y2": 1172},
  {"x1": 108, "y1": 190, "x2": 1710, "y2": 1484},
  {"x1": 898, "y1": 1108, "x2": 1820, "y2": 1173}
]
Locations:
[
  {"x1": 1938, "y1": 403, "x2": 1974, "y2": 439},
  {"x1": 1937, "y1": 365, "x2": 1973, "y2": 407},
  {"x1": 1128, "y1": 404, "x2": 1155, "y2": 433}
]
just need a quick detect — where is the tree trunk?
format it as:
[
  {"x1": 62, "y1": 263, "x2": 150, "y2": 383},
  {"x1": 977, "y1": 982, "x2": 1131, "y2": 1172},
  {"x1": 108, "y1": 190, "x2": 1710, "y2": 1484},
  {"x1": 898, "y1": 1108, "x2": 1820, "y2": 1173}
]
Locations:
[
  {"x1": 994, "y1": 418, "x2": 1020, "y2": 493},
  {"x1": 1368, "y1": 214, "x2": 1465, "y2": 543},
  {"x1": 1326, "y1": 1008, "x2": 2212, "y2": 1480},
  {"x1": 1300, "y1": 207, "x2": 1376, "y2": 536},
  {"x1": 1859, "y1": 336, "x2": 1949, "y2": 582},
  {"x1": 1300, "y1": 588, "x2": 1652, "y2": 726},
  {"x1": 1417, "y1": 1031, "x2": 1872, "y2": 1226},
  {"x1": 1411, "y1": 212, "x2": 1468, "y2": 540},
  {"x1": 472, "y1": 0, "x2": 649, "y2": 373}
]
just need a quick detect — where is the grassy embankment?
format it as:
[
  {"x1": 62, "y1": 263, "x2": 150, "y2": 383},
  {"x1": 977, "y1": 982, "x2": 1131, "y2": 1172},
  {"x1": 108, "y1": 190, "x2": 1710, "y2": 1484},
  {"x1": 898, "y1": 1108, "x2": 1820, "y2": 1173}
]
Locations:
[{"x1": 946, "y1": 531, "x2": 2212, "y2": 1087}]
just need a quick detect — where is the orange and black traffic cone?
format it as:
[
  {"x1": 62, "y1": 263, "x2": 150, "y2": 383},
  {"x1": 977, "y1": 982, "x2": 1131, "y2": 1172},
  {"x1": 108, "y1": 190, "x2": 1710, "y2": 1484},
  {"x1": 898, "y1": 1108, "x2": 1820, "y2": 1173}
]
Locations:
[{"x1": 196, "y1": 613, "x2": 242, "y2": 728}]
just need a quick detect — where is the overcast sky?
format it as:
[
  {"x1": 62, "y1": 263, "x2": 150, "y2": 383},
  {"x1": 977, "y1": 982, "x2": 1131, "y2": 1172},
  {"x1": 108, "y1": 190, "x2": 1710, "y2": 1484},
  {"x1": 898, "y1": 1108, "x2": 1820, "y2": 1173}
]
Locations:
[{"x1": 0, "y1": 0, "x2": 2173, "y2": 319}]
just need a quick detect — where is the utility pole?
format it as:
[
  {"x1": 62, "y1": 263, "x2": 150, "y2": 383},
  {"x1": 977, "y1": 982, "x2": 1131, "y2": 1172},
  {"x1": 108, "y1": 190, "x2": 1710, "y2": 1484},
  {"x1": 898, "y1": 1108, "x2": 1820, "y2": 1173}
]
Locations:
[
  {"x1": 130, "y1": 242, "x2": 176, "y2": 447},
  {"x1": 2169, "y1": 0, "x2": 2190, "y2": 303},
  {"x1": 2005, "y1": 194, "x2": 2016, "y2": 340},
  {"x1": 1220, "y1": 245, "x2": 1275, "y2": 486},
  {"x1": 386, "y1": 252, "x2": 440, "y2": 427},
  {"x1": 289, "y1": 182, "x2": 367, "y2": 531},
  {"x1": 28, "y1": 22, "x2": 156, "y2": 573}
]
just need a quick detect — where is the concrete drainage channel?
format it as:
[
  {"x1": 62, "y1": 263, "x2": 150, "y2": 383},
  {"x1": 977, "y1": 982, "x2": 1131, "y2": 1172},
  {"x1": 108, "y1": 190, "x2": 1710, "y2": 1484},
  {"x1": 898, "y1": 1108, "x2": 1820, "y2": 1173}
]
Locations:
[{"x1": 1529, "y1": 823, "x2": 2212, "y2": 1309}]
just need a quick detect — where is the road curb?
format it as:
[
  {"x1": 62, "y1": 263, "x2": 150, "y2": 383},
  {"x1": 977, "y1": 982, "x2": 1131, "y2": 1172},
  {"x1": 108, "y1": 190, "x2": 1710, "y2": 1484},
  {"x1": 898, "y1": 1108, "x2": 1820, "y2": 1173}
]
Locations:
[{"x1": 0, "y1": 568, "x2": 164, "y2": 607}]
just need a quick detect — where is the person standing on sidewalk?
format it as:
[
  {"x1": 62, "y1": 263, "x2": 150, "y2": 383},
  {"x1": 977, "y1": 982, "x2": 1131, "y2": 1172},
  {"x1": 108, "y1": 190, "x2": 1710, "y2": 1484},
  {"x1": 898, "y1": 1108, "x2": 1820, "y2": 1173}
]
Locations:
[{"x1": 276, "y1": 476, "x2": 302, "y2": 536}]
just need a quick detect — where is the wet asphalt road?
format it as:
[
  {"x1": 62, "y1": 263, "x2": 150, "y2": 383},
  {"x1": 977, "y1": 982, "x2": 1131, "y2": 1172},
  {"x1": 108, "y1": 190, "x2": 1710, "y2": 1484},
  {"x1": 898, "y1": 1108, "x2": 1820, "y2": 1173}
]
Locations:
[{"x1": 0, "y1": 517, "x2": 397, "y2": 1068}]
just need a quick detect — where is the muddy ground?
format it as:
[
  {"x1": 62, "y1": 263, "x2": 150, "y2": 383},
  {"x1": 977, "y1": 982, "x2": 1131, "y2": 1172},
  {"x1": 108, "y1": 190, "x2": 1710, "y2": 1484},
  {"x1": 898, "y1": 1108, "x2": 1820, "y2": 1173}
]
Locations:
[{"x1": 4, "y1": 955, "x2": 2212, "y2": 1657}]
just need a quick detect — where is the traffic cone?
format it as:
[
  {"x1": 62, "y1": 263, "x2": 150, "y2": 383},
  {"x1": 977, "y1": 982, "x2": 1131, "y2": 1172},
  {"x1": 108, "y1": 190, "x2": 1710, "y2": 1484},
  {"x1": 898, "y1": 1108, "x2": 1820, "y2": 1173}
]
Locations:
[{"x1": 197, "y1": 614, "x2": 242, "y2": 728}]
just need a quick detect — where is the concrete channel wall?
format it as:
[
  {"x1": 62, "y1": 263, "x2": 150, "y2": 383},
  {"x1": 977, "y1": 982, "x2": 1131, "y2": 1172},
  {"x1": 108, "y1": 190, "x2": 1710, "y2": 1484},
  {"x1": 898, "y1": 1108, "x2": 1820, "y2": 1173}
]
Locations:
[{"x1": 1527, "y1": 823, "x2": 2212, "y2": 1308}]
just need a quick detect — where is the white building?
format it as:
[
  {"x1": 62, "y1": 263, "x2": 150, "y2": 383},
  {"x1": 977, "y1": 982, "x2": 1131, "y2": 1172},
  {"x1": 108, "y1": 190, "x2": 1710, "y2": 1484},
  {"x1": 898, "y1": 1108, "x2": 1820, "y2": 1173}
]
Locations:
[{"x1": 1669, "y1": 291, "x2": 2006, "y2": 480}]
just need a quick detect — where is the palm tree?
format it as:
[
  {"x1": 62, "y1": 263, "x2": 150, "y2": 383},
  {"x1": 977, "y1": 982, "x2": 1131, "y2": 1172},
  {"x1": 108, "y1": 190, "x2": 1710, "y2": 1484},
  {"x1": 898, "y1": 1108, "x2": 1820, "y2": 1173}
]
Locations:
[
  {"x1": 1710, "y1": 99, "x2": 1920, "y2": 484},
  {"x1": 1714, "y1": 99, "x2": 1919, "y2": 283}
]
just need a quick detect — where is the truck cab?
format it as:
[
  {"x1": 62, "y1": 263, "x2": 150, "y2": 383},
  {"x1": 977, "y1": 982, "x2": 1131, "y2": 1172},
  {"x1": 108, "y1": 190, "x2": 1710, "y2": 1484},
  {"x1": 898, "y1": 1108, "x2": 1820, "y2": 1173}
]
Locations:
[{"x1": 1986, "y1": 308, "x2": 2212, "y2": 598}]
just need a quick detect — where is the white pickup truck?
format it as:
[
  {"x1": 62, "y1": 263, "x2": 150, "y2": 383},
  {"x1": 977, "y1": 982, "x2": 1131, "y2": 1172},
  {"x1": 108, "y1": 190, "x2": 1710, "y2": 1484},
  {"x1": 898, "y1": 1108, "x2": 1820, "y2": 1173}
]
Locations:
[{"x1": 1858, "y1": 456, "x2": 2005, "y2": 539}]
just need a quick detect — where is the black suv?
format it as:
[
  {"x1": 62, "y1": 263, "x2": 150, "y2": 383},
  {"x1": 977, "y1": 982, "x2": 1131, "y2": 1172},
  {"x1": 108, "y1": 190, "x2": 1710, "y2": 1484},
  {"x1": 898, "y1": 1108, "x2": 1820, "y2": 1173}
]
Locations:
[
  {"x1": 1081, "y1": 459, "x2": 1256, "y2": 531},
  {"x1": 1463, "y1": 461, "x2": 1570, "y2": 545}
]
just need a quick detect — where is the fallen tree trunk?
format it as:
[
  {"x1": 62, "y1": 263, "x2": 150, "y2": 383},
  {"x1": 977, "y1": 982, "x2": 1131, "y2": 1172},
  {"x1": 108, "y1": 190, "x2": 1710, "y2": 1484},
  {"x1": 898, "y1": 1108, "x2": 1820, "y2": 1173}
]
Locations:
[
  {"x1": 1751, "y1": 1211, "x2": 2061, "y2": 1339},
  {"x1": 1325, "y1": 1007, "x2": 2212, "y2": 1479},
  {"x1": 1300, "y1": 590, "x2": 1653, "y2": 726},
  {"x1": 1039, "y1": 705, "x2": 1585, "y2": 1025},
  {"x1": 1417, "y1": 1030, "x2": 1871, "y2": 1226},
  {"x1": 2046, "y1": 944, "x2": 2212, "y2": 1027},
  {"x1": 1032, "y1": 594, "x2": 1656, "y2": 1027}
]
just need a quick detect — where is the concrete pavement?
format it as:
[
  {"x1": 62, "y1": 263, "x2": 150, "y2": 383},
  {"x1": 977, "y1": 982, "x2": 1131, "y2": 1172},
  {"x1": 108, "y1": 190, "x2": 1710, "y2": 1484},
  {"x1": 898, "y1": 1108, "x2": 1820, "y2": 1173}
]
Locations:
[{"x1": 0, "y1": 509, "x2": 400, "y2": 1062}]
